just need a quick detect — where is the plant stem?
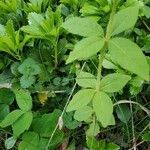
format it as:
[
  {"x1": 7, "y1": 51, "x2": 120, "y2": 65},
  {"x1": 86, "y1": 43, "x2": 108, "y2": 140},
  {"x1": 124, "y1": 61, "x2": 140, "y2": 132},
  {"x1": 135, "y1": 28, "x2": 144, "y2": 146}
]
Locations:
[
  {"x1": 54, "y1": 36, "x2": 59, "y2": 68},
  {"x1": 96, "y1": 0, "x2": 118, "y2": 91}
]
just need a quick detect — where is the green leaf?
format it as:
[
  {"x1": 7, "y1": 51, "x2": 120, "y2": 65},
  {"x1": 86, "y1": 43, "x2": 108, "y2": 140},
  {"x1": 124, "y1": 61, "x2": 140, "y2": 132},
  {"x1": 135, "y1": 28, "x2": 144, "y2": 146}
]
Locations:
[
  {"x1": 106, "y1": 143, "x2": 120, "y2": 150},
  {"x1": 86, "y1": 122, "x2": 100, "y2": 137},
  {"x1": 0, "y1": 104, "x2": 9, "y2": 120},
  {"x1": 74, "y1": 106, "x2": 93, "y2": 121},
  {"x1": 5, "y1": 137, "x2": 16, "y2": 150},
  {"x1": 108, "y1": 38, "x2": 149, "y2": 81},
  {"x1": 12, "y1": 111, "x2": 33, "y2": 137},
  {"x1": 100, "y1": 73, "x2": 131, "y2": 93},
  {"x1": 0, "y1": 24, "x2": 5, "y2": 36},
  {"x1": 63, "y1": 112, "x2": 79, "y2": 129},
  {"x1": 18, "y1": 58, "x2": 41, "y2": 76},
  {"x1": 14, "y1": 89, "x2": 32, "y2": 111},
  {"x1": 143, "y1": 5, "x2": 150, "y2": 19},
  {"x1": 18, "y1": 132, "x2": 39, "y2": 150},
  {"x1": 32, "y1": 109, "x2": 62, "y2": 137},
  {"x1": 21, "y1": 8, "x2": 56, "y2": 39},
  {"x1": 76, "y1": 71, "x2": 96, "y2": 88},
  {"x1": 142, "y1": 132, "x2": 150, "y2": 141},
  {"x1": 86, "y1": 138, "x2": 105, "y2": 150},
  {"x1": 0, "y1": 110, "x2": 24, "y2": 128},
  {"x1": 116, "y1": 104, "x2": 131, "y2": 124},
  {"x1": 21, "y1": 12, "x2": 45, "y2": 37},
  {"x1": 66, "y1": 37, "x2": 105, "y2": 64},
  {"x1": 111, "y1": 5, "x2": 139, "y2": 36},
  {"x1": 62, "y1": 17, "x2": 104, "y2": 37},
  {"x1": 20, "y1": 75, "x2": 35, "y2": 88},
  {"x1": 93, "y1": 91, "x2": 113, "y2": 127},
  {"x1": 0, "y1": 88, "x2": 14, "y2": 105},
  {"x1": 38, "y1": 131, "x2": 63, "y2": 149},
  {"x1": 5, "y1": 20, "x2": 16, "y2": 43},
  {"x1": 108, "y1": 115, "x2": 115, "y2": 126},
  {"x1": 66, "y1": 89, "x2": 95, "y2": 112}
]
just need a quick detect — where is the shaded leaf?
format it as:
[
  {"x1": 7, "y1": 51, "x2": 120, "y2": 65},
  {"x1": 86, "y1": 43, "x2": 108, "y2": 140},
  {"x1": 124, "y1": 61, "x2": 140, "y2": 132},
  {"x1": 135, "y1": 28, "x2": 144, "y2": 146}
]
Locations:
[{"x1": 18, "y1": 132, "x2": 39, "y2": 150}]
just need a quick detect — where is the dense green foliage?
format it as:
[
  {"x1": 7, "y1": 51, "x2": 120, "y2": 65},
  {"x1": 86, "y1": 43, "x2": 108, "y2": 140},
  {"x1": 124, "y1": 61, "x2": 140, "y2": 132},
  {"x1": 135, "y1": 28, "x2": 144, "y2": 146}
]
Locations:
[{"x1": 0, "y1": 0, "x2": 150, "y2": 149}]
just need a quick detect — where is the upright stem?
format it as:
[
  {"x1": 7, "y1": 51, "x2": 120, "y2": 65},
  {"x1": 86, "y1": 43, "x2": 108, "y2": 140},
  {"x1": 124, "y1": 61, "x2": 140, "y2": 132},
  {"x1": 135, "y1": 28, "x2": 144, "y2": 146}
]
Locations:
[
  {"x1": 54, "y1": 36, "x2": 59, "y2": 68},
  {"x1": 96, "y1": 0, "x2": 118, "y2": 91}
]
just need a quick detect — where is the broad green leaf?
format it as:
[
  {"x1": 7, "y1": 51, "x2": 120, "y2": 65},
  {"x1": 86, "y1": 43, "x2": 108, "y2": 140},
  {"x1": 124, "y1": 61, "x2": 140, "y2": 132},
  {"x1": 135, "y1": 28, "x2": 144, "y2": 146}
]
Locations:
[
  {"x1": 106, "y1": 143, "x2": 120, "y2": 150},
  {"x1": 14, "y1": 89, "x2": 32, "y2": 111},
  {"x1": 21, "y1": 12, "x2": 45, "y2": 37},
  {"x1": 66, "y1": 89, "x2": 95, "y2": 112},
  {"x1": 86, "y1": 122, "x2": 100, "y2": 137},
  {"x1": 21, "y1": 8, "x2": 57, "y2": 38},
  {"x1": 142, "y1": 132, "x2": 150, "y2": 141},
  {"x1": 108, "y1": 38, "x2": 149, "y2": 81},
  {"x1": 12, "y1": 111, "x2": 33, "y2": 137},
  {"x1": 87, "y1": 137, "x2": 119, "y2": 150},
  {"x1": 0, "y1": 104, "x2": 9, "y2": 120},
  {"x1": 66, "y1": 37, "x2": 105, "y2": 64},
  {"x1": 129, "y1": 76, "x2": 144, "y2": 95},
  {"x1": 18, "y1": 58, "x2": 41, "y2": 76},
  {"x1": 76, "y1": 71, "x2": 96, "y2": 88},
  {"x1": 0, "y1": 110, "x2": 24, "y2": 128},
  {"x1": 63, "y1": 112, "x2": 79, "y2": 129},
  {"x1": 0, "y1": 88, "x2": 14, "y2": 105},
  {"x1": 143, "y1": 5, "x2": 150, "y2": 19},
  {"x1": 18, "y1": 132, "x2": 39, "y2": 150},
  {"x1": 116, "y1": 104, "x2": 131, "y2": 123},
  {"x1": 111, "y1": 5, "x2": 139, "y2": 36},
  {"x1": 80, "y1": 3, "x2": 100, "y2": 16},
  {"x1": 74, "y1": 106, "x2": 93, "y2": 121},
  {"x1": 86, "y1": 138, "x2": 105, "y2": 150},
  {"x1": 38, "y1": 131, "x2": 63, "y2": 149},
  {"x1": 5, "y1": 136, "x2": 16, "y2": 150},
  {"x1": 20, "y1": 75, "x2": 35, "y2": 88},
  {"x1": 62, "y1": 17, "x2": 104, "y2": 37},
  {"x1": 32, "y1": 109, "x2": 62, "y2": 137},
  {"x1": 108, "y1": 115, "x2": 115, "y2": 126},
  {"x1": 100, "y1": 73, "x2": 131, "y2": 92},
  {"x1": 93, "y1": 91, "x2": 113, "y2": 127}
]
